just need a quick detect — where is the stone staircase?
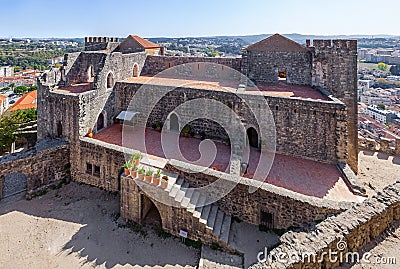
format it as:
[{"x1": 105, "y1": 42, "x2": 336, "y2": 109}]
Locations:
[
  {"x1": 165, "y1": 176, "x2": 232, "y2": 244},
  {"x1": 137, "y1": 163, "x2": 232, "y2": 245}
]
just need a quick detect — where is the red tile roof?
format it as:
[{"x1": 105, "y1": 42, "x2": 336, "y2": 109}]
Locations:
[
  {"x1": 127, "y1": 35, "x2": 162, "y2": 49},
  {"x1": 246, "y1": 33, "x2": 309, "y2": 52},
  {"x1": 8, "y1": 90, "x2": 37, "y2": 111}
]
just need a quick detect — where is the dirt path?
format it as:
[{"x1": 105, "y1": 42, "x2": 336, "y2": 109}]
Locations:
[{"x1": 0, "y1": 182, "x2": 199, "y2": 269}]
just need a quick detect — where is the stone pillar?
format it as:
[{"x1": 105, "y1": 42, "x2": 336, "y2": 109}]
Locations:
[
  {"x1": 395, "y1": 138, "x2": 400, "y2": 156},
  {"x1": 379, "y1": 138, "x2": 391, "y2": 154}
]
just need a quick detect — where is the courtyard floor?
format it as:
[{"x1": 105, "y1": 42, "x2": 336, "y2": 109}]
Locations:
[
  {"x1": 94, "y1": 125, "x2": 360, "y2": 202},
  {"x1": 0, "y1": 182, "x2": 199, "y2": 269}
]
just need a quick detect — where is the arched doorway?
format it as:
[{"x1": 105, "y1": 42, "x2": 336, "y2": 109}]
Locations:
[
  {"x1": 169, "y1": 113, "x2": 179, "y2": 132},
  {"x1": 87, "y1": 65, "x2": 95, "y2": 82},
  {"x1": 247, "y1": 127, "x2": 259, "y2": 148},
  {"x1": 96, "y1": 113, "x2": 105, "y2": 132},
  {"x1": 133, "y1": 64, "x2": 139, "y2": 77},
  {"x1": 106, "y1": 72, "x2": 114, "y2": 88},
  {"x1": 56, "y1": 121, "x2": 63, "y2": 138},
  {"x1": 141, "y1": 194, "x2": 162, "y2": 227},
  {"x1": 2, "y1": 173, "x2": 27, "y2": 198}
]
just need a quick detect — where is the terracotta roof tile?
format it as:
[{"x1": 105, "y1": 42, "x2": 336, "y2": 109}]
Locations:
[
  {"x1": 128, "y1": 35, "x2": 162, "y2": 49},
  {"x1": 246, "y1": 33, "x2": 309, "y2": 52},
  {"x1": 8, "y1": 90, "x2": 37, "y2": 111}
]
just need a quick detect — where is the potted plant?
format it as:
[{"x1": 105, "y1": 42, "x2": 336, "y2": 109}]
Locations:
[
  {"x1": 86, "y1": 128, "x2": 93, "y2": 138},
  {"x1": 153, "y1": 169, "x2": 162, "y2": 186},
  {"x1": 182, "y1": 125, "x2": 190, "y2": 137},
  {"x1": 138, "y1": 168, "x2": 145, "y2": 180},
  {"x1": 123, "y1": 162, "x2": 132, "y2": 176},
  {"x1": 145, "y1": 170, "x2": 153, "y2": 183},
  {"x1": 131, "y1": 153, "x2": 142, "y2": 166},
  {"x1": 155, "y1": 121, "x2": 163, "y2": 132},
  {"x1": 130, "y1": 164, "x2": 138, "y2": 178},
  {"x1": 161, "y1": 175, "x2": 169, "y2": 189}
]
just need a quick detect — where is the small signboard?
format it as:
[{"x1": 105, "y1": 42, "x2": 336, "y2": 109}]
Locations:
[{"x1": 179, "y1": 230, "x2": 188, "y2": 238}]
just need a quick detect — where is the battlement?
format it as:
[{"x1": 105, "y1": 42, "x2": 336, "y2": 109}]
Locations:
[
  {"x1": 311, "y1": 39, "x2": 357, "y2": 51},
  {"x1": 84, "y1": 37, "x2": 120, "y2": 51}
]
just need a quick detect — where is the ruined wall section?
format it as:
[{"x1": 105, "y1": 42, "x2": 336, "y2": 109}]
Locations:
[
  {"x1": 312, "y1": 40, "x2": 358, "y2": 173},
  {"x1": 244, "y1": 50, "x2": 312, "y2": 85},
  {"x1": 0, "y1": 139, "x2": 70, "y2": 199},
  {"x1": 250, "y1": 181, "x2": 400, "y2": 269},
  {"x1": 141, "y1": 55, "x2": 242, "y2": 75},
  {"x1": 116, "y1": 82, "x2": 346, "y2": 164}
]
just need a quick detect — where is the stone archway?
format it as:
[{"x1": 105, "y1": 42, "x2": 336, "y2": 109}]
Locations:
[
  {"x1": 2, "y1": 173, "x2": 27, "y2": 198},
  {"x1": 87, "y1": 65, "x2": 95, "y2": 82},
  {"x1": 141, "y1": 194, "x2": 162, "y2": 227},
  {"x1": 247, "y1": 127, "x2": 259, "y2": 148},
  {"x1": 96, "y1": 112, "x2": 105, "y2": 132},
  {"x1": 56, "y1": 121, "x2": 63, "y2": 138},
  {"x1": 106, "y1": 72, "x2": 114, "y2": 88},
  {"x1": 169, "y1": 113, "x2": 179, "y2": 132}
]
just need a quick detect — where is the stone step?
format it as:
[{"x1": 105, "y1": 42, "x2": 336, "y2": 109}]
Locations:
[
  {"x1": 181, "y1": 188, "x2": 195, "y2": 207},
  {"x1": 169, "y1": 178, "x2": 184, "y2": 198},
  {"x1": 206, "y1": 205, "x2": 218, "y2": 230},
  {"x1": 193, "y1": 195, "x2": 207, "y2": 218},
  {"x1": 220, "y1": 215, "x2": 232, "y2": 244},
  {"x1": 175, "y1": 181, "x2": 190, "y2": 202},
  {"x1": 212, "y1": 210, "x2": 225, "y2": 237},
  {"x1": 200, "y1": 204, "x2": 211, "y2": 224},
  {"x1": 187, "y1": 190, "x2": 201, "y2": 213}
]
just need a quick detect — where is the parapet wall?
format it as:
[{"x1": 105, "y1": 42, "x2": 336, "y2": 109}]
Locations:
[
  {"x1": 116, "y1": 82, "x2": 347, "y2": 164},
  {"x1": 358, "y1": 136, "x2": 400, "y2": 156},
  {"x1": 250, "y1": 181, "x2": 400, "y2": 269},
  {"x1": 165, "y1": 160, "x2": 352, "y2": 229},
  {"x1": 141, "y1": 55, "x2": 242, "y2": 75},
  {"x1": 0, "y1": 139, "x2": 70, "y2": 199}
]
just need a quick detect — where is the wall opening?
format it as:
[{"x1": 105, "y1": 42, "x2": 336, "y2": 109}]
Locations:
[
  {"x1": 169, "y1": 113, "x2": 179, "y2": 132},
  {"x1": 56, "y1": 121, "x2": 63, "y2": 138},
  {"x1": 260, "y1": 211, "x2": 274, "y2": 229},
  {"x1": 106, "y1": 72, "x2": 114, "y2": 88},
  {"x1": 247, "y1": 127, "x2": 259, "y2": 148},
  {"x1": 87, "y1": 65, "x2": 95, "y2": 82},
  {"x1": 96, "y1": 112, "x2": 105, "y2": 132},
  {"x1": 278, "y1": 67, "x2": 287, "y2": 82},
  {"x1": 2, "y1": 173, "x2": 27, "y2": 198},
  {"x1": 141, "y1": 194, "x2": 162, "y2": 227},
  {"x1": 133, "y1": 64, "x2": 139, "y2": 77}
]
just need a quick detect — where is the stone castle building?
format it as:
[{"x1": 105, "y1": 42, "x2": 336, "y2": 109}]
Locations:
[{"x1": 1, "y1": 34, "x2": 365, "y2": 256}]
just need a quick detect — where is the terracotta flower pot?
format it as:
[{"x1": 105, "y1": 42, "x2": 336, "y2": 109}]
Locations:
[
  {"x1": 130, "y1": 170, "x2": 138, "y2": 178},
  {"x1": 135, "y1": 159, "x2": 140, "y2": 166},
  {"x1": 145, "y1": 175, "x2": 152, "y2": 183},
  {"x1": 124, "y1": 168, "x2": 130, "y2": 176},
  {"x1": 138, "y1": 174, "x2": 145, "y2": 181},
  {"x1": 87, "y1": 132, "x2": 93, "y2": 138},
  {"x1": 153, "y1": 176, "x2": 160, "y2": 186},
  {"x1": 160, "y1": 179, "x2": 168, "y2": 189}
]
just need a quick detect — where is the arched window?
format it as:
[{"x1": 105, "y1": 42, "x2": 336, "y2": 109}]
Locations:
[
  {"x1": 133, "y1": 64, "x2": 139, "y2": 77},
  {"x1": 169, "y1": 113, "x2": 179, "y2": 132},
  {"x1": 87, "y1": 65, "x2": 95, "y2": 82},
  {"x1": 96, "y1": 112, "x2": 105, "y2": 132},
  {"x1": 106, "y1": 72, "x2": 114, "y2": 88},
  {"x1": 247, "y1": 127, "x2": 259, "y2": 148}
]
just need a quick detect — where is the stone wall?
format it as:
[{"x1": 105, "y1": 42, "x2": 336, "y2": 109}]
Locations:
[
  {"x1": 358, "y1": 136, "x2": 400, "y2": 156},
  {"x1": 311, "y1": 40, "x2": 359, "y2": 173},
  {"x1": 250, "y1": 181, "x2": 400, "y2": 269},
  {"x1": 165, "y1": 160, "x2": 352, "y2": 229},
  {"x1": 141, "y1": 55, "x2": 242, "y2": 75},
  {"x1": 115, "y1": 82, "x2": 347, "y2": 164},
  {"x1": 0, "y1": 139, "x2": 70, "y2": 199},
  {"x1": 243, "y1": 50, "x2": 312, "y2": 85}
]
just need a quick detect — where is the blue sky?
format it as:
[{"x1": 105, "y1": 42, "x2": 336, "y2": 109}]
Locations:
[{"x1": 1, "y1": 0, "x2": 399, "y2": 38}]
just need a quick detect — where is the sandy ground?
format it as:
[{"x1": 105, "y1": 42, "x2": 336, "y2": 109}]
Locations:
[
  {"x1": 358, "y1": 150, "x2": 400, "y2": 197},
  {"x1": 0, "y1": 182, "x2": 199, "y2": 269}
]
